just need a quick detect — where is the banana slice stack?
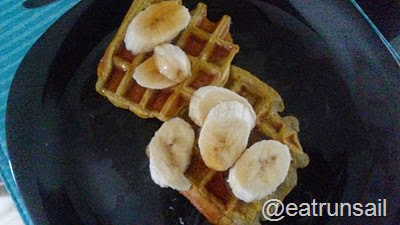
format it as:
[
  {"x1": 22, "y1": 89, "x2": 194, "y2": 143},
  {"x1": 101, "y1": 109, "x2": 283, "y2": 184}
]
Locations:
[
  {"x1": 125, "y1": 1, "x2": 192, "y2": 89},
  {"x1": 125, "y1": 0, "x2": 292, "y2": 205},
  {"x1": 147, "y1": 86, "x2": 292, "y2": 203}
]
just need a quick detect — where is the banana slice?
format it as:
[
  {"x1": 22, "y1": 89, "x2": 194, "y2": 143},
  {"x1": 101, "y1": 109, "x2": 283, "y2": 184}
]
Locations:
[
  {"x1": 124, "y1": 1, "x2": 191, "y2": 54},
  {"x1": 154, "y1": 43, "x2": 191, "y2": 82},
  {"x1": 189, "y1": 86, "x2": 256, "y2": 127},
  {"x1": 133, "y1": 56, "x2": 179, "y2": 89},
  {"x1": 149, "y1": 118, "x2": 195, "y2": 190},
  {"x1": 198, "y1": 101, "x2": 254, "y2": 171},
  {"x1": 228, "y1": 140, "x2": 291, "y2": 203}
]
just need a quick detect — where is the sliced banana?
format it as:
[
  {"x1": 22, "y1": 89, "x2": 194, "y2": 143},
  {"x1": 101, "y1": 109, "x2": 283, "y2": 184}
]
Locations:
[
  {"x1": 228, "y1": 140, "x2": 291, "y2": 203},
  {"x1": 198, "y1": 101, "x2": 254, "y2": 171},
  {"x1": 189, "y1": 86, "x2": 256, "y2": 128},
  {"x1": 154, "y1": 43, "x2": 191, "y2": 82},
  {"x1": 133, "y1": 56, "x2": 179, "y2": 89},
  {"x1": 124, "y1": 1, "x2": 191, "y2": 54},
  {"x1": 149, "y1": 118, "x2": 195, "y2": 190}
]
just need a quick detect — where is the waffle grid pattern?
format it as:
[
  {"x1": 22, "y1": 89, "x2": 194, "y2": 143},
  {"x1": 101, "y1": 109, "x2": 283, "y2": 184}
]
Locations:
[
  {"x1": 181, "y1": 65, "x2": 309, "y2": 225},
  {"x1": 96, "y1": 0, "x2": 239, "y2": 121}
]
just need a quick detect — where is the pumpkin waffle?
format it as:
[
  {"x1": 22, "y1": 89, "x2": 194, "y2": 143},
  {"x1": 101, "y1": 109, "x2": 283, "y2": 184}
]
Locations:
[
  {"x1": 96, "y1": 0, "x2": 239, "y2": 121},
  {"x1": 180, "y1": 65, "x2": 309, "y2": 225},
  {"x1": 96, "y1": 0, "x2": 309, "y2": 224}
]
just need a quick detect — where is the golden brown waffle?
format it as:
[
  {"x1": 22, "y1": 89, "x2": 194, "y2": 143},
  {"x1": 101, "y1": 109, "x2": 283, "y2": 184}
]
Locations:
[
  {"x1": 96, "y1": 0, "x2": 239, "y2": 121},
  {"x1": 96, "y1": 0, "x2": 309, "y2": 224},
  {"x1": 180, "y1": 65, "x2": 309, "y2": 225}
]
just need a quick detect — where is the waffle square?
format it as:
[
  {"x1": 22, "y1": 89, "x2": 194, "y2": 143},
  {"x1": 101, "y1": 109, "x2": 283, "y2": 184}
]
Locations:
[
  {"x1": 96, "y1": 0, "x2": 239, "y2": 121},
  {"x1": 180, "y1": 65, "x2": 309, "y2": 224}
]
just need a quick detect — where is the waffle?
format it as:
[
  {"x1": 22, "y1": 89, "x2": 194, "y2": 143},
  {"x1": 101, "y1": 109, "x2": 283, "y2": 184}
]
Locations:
[
  {"x1": 96, "y1": 0, "x2": 239, "y2": 121},
  {"x1": 180, "y1": 65, "x2": 309, "y2": 225},
  {"x1": 96, "y1": 0, "x2": 309, "y2": 224}
]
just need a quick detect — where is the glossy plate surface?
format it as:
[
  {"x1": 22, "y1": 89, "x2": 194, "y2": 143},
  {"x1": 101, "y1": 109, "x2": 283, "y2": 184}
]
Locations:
[{"x1": 7, "y1": 0, "x2": 399, "y2": 224}]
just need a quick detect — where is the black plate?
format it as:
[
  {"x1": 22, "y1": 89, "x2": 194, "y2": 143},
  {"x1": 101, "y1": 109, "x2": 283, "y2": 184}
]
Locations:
[{"x1": 7, "y1": 0, "x2": 400, "y2": 224}]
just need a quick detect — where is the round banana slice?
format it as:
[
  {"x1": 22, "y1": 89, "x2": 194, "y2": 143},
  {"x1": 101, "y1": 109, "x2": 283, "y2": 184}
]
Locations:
[
  {"x1": 189, "y1": 86, "x2": 256, "y2": 127},
  {"x1": 228, "y1": 140, "x2": 291, "y2": 203},
  {"x1": 133, "y1": 56, "x2": 179, "y2": 89},
  {"x1": 198, "y1": 101, "x2": 254, "y2": 171},
  {"x1": 149, "y1": 118, "x2": 195, "y2": 190},
  {"x1": 124, "y1": 1, "x2": 191, "y2": 54},
  {"x1": 154, "y1": 43, "x2": 191, "y2": 82}
]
